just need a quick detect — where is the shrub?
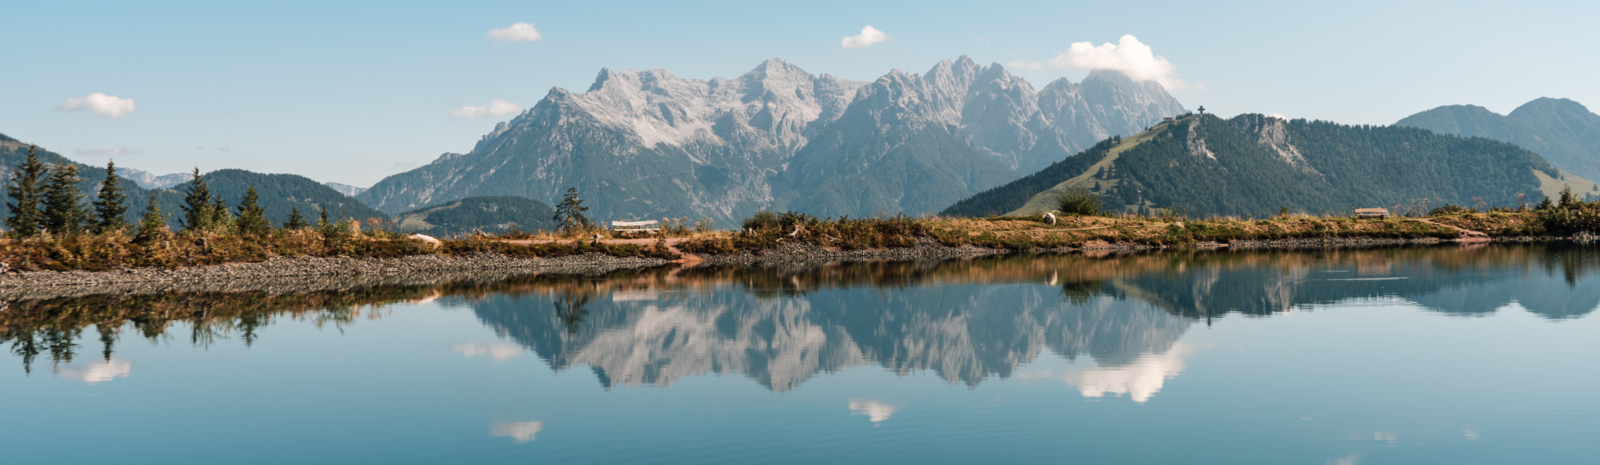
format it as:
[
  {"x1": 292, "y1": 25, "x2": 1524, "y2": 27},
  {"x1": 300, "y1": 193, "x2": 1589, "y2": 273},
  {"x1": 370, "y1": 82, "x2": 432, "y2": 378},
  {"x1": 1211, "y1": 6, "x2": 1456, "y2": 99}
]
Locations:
[
  {"x1": 1536, "y1": 201, "x2": 1600, "y2": 235},
  {"x1": 1428, "y1": 204, "x2": 1474, "y2": 217},
  {"x1": 742, "y1": 210, "x2": 779, "y2": 231},
  {"x1": 1055, "y1": 187, "x2": 1103, "y2": 216}
]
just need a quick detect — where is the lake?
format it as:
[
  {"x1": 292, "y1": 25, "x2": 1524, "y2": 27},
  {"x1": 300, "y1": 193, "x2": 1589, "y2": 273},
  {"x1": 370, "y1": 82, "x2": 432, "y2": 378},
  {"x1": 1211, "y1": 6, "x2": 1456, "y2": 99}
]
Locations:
[{"x1": 5, "y1": 244, "x2": 1599, "y2": 464}]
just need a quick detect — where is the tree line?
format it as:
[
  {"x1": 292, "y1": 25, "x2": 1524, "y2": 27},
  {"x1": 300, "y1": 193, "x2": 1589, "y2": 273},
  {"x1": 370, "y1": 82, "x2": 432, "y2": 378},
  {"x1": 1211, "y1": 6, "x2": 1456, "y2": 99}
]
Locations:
[{"x1": 4, "y1": 145, "x2": 330, "y2": 240}]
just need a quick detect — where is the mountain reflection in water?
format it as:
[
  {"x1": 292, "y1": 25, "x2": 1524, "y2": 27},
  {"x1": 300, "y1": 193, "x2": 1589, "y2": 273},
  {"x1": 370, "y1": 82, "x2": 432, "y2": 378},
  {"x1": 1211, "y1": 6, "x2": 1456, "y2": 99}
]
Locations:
[{"x1": 5, "y1": 244, "x2": 1599, "y2": 396}]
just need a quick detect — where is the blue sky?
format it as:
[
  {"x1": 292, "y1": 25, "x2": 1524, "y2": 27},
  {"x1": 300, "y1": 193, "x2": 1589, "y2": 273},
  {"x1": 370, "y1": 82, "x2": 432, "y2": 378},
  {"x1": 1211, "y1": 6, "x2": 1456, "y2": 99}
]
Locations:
[{"x1": 4, "y1": 0, "x2": 1595, "y2": 186}]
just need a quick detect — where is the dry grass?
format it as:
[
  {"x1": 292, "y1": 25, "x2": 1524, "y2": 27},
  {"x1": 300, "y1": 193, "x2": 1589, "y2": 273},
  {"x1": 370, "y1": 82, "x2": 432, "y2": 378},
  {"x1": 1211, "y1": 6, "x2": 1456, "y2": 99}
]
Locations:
[
  {"x1": 0, "y1": 211, "x2": 1550, "y2": 272},
  {"x1": 678, "y1": 211, "x2": 1541, "y2": 254},
  {"x1": 0, "y1": 227, "x2": 678, "y2": 272}
]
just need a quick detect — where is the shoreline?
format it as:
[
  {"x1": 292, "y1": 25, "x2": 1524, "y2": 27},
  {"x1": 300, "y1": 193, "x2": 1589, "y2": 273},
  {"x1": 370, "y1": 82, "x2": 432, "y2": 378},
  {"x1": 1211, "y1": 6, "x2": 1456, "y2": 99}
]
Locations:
[{"x1": 1, "y1": 235, "x2": 1588, "y2": 301}]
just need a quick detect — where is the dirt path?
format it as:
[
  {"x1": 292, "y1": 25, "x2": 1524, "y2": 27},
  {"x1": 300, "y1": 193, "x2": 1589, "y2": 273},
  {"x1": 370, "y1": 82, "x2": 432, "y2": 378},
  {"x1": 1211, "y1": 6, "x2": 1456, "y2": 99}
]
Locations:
[
  {"x1": 497, "y1": 237, "x2": 704, "y2": 264},
  {"x1": 1411, "y1": 218, "x2": 1490, "y2": 242}
]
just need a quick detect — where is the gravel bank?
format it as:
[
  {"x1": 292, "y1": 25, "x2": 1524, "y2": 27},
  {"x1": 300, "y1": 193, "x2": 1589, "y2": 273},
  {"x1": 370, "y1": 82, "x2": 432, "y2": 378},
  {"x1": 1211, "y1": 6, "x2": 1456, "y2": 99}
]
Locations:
[
  {"x1": 0, "y1": 253, "x2": 669, "y2": 300},
  {"x1": 4, "y1": 234, "x2": 1587, "y2": 301},
  {"x1": 698, "y1": 237, "x2": 1007, "y2": 267}
]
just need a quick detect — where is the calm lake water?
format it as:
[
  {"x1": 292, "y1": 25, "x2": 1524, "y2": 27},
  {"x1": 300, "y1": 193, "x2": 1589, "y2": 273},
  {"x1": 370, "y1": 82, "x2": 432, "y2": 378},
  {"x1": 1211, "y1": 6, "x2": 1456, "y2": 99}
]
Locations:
[{"x1": 5, "y1": 244, "x2": 1600, "y2": 464}]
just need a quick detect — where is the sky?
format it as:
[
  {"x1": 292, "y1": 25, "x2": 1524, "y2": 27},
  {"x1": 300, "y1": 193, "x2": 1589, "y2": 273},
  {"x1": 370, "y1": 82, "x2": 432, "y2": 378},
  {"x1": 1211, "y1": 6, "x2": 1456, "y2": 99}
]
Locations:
[{"x1": 4, "y1": 0, "x2": 1597, "y2": 186}]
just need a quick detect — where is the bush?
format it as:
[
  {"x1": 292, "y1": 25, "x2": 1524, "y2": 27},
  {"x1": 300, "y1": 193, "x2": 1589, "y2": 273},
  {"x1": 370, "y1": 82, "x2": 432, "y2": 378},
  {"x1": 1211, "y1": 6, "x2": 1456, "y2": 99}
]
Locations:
[
  {"x1": 742, "y1": 210, "x2": 779, "y2": 231},
  {"x1": 1428, "y1": 204, "x2": 1474, "y2": 217},
  {"x1": 1536, "y1": 201, "x2": 1600, "y2": 235},
  {"x1": 1055, "y1": 187, "x2": 1103, "y2": 216}
]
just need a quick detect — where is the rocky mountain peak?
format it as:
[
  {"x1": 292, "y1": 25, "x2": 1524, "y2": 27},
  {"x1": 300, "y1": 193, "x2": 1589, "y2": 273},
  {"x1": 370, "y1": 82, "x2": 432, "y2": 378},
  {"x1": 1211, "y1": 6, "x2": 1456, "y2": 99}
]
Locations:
[
  {"x1": 359, "y1": 57, "x2": 1187, "y2": 223},
  {"x1": 588, "y1": 67, "x2": 617, "y2": 92}
]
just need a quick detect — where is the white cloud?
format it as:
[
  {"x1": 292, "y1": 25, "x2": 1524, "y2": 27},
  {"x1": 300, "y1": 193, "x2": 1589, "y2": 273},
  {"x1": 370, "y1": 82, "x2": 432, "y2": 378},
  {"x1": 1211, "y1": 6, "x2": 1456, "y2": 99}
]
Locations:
[
  {"x1": 1328, "y1": 454, "x2": 1361, "y2": 465},
  {"x1": 75, "y1": 146, "x2": 142, "y2": 156},
  {"x1": 55, "y1": 93, "x2": 137, "y2": 118},
  {"x1": 55, "y1": 358, "x2": 132, "y2": 383},
  {"x1": 1061, "y1": 343, "x2": 1191, "y2": 403},
  {"x1": 490, "y1": 421, "x2": 543, "y2": 443},
  {"x1": 1050, "y1": 35, "x2": 1183, "y2": 89},
  {"x1": 488, "y1": 23, "x2": 543, "y2": 42},
  {"x1": 450, "y1": 343, "x2": 523, "y2": 362},
  {"x1": 450, "y1": 99, "x2": 523, "y2": 119},
  {"x1": 1269, "y1": 113, "x2": 1290, "y2": 120},
  {"x1": 841, "y1": 25, "x2": 890, "y2": 49},
  {"x1": 1007, "y1": 61, "x2": 1045, "y2": 70},
  {"x1": 848, "y1": 399, "x2": 897, "y2": 423}
]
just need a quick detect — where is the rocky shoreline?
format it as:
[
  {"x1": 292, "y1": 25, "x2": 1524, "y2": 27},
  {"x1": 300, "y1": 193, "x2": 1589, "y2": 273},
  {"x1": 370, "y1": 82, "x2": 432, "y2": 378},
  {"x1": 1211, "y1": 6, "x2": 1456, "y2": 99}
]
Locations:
[
  {"x1": 697, "y1": 237, "x2": 1008, "y2": 267},
  {"x1": 0, "y1": 253, "x2": 670, "y2": 300},
  {"x1": 0, "y1": 235, "x2": 1588, "y2": 301}
]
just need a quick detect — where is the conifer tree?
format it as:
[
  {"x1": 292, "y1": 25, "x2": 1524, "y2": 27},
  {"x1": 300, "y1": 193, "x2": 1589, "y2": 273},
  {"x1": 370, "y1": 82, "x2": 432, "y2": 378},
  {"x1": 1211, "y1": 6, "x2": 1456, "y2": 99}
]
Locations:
[
  {"x1": 180, "y1": 168, "x2": 213, "y2": 232},
  {"x1": 284, "y1": 207, "x2": 307, "y2": 230},
  {"x1": 4, "y1": 145, "x2": 49, "y2": 237},
  {"x1": 552, "y1": 187, "x2": 591, "y2": 233},
  {"x1": 316, "y1": 203, "x2": 330, "y2": 230},
  {"x1": 234, "y1": 185, "x2": 270, "y2": 236},
  {"x1": 134, "y1": 192, "x2": 167, "y2": 240},
  {"x1": 41, "y1": 164, "x2": 89, "y2": 235},
  {"x1": 210, "y1": 194, "x2": 234, "y2": 233},
  {"x1": 92, "y1": 160, "x2": 129, "y2": 234}
]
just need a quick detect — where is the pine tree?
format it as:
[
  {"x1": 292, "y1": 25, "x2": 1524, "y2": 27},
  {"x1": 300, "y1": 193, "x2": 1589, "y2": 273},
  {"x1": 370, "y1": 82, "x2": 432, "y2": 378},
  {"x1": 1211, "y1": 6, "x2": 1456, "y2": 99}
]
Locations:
[
  {"x1": 552, "y1": 187, "x2": 590, "y2": 233},
  {"x1": 180, "y1": 168, "x2": 213, "y2": 232},
  {"x1": 92, "y1": 160, "x2": 129, "y2": 234},
  {"x1": 41, "y1": 164, "x2": 89, "y2": 235},
  {"x1": 134, "y1": 192, "x2": 167, "y2": 240},
  {"x1": 284, "y1": 207, "x2": 307, "y2": 230},
  {"x1": 210, "y1": 194, "x2": 234, "y2": 233},
  {"x1": 316, "y1": 204, "x2": 330, "y2": 229},
  {"x1": 234, "y1": 185, "x2": 270, "y2": 236},
  {"x1": 4, "y1": 145, "x2": 49, "y2": 237},
  {"x1": 1558, "y1": 184, "x2": 1577, "y2": 209}
]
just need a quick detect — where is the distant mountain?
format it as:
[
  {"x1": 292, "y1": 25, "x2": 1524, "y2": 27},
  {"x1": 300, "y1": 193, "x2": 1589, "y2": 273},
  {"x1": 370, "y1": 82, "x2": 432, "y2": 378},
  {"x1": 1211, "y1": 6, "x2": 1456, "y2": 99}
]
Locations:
[
  {"x1": 0, "y1": 134, "x2": 385, "y2": 229},
  {"x1": 393, "y1": 196, "x2": 556, "y2": 236},
  {"x1": 358, "y1": 57, "x2": 1184, "y2": 224},
  {"x1": 115, "y1": 166, "x2": 192, "y2": 189},
  {"x1": 323, "y1": 182, "x2": 366, "y2": 197},
  {"x1": 202, "y1": 169, "x2": 386, "y2": 224},
  {"x1": 1397, "y1": 98, "x2": 1600, "y2": 181},
  {"x1": 944, "y1": 114, "x2": 1595, "y2": 218}
]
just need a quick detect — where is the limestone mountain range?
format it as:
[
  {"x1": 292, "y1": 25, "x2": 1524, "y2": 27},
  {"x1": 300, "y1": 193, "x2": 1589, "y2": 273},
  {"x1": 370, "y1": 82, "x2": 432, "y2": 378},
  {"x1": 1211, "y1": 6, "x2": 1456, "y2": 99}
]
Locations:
[{"x1": 356, "y1": 57, "x2": 1185, "y2": 224}]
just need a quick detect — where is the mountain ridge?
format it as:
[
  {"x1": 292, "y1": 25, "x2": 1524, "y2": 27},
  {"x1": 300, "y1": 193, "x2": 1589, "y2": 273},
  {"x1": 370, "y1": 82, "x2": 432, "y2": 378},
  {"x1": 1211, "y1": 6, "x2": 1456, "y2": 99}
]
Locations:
[
  {"x1": 944, "y1": 113, "x2": 1589, "y2": 218},
  {"x1": 357, "y1": 57, "x2": 1185, "y2": 224},
  {"x1": 1397, "y1": 97, "x2": 1600, "y2": 181}
]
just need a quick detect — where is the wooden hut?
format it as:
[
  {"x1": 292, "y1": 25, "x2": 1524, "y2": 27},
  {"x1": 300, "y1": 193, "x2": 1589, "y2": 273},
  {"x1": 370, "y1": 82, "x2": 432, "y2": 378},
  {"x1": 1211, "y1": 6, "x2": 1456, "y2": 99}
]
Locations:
[{"x1": 1354, "y1": 208, "x2": 1389, "y2": 219}]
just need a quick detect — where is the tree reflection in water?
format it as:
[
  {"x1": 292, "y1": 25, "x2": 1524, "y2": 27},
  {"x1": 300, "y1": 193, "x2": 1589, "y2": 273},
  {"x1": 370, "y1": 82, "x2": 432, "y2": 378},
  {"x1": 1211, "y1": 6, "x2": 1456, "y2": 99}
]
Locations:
[{"x1": 4, "y1": 243, "x2": 1599, "y2": 388}]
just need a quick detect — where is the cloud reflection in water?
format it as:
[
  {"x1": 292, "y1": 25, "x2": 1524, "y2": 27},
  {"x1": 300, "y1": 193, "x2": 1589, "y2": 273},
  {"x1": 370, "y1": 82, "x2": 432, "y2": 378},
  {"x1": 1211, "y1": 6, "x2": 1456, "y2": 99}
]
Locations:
[
  {"x1": 450, "y1": 343, "x2": 523, "y2": 362},
  {"x1": 54, "y1": 358, "x2": 132, "y2": 383},
  {"x1": 490, "y1": 421, "x2": 544, "y2": 443},
  {"x1": 1023, "y1": 344, "x2": 1192, "y2": 403},
  {"x1": 848, "y1": 399, "x2": 898, "y2": 423}
]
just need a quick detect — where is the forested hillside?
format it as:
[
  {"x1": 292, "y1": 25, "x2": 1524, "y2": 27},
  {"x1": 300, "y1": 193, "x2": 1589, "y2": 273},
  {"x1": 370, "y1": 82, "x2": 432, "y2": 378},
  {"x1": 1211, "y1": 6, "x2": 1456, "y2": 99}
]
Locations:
[
  {"x1": 1398, "y1": 98, "x2": 1600, "y2": 181},
  {"x1": 203, "y1": 169, "x2": 385, "y2": 224},
  {"x1": 393, "y1": 196, "x2": 557, "y2": 236},
  {"x1": 944, "y1": 114, "x2": 1586, "y2": 218},
  {"x1": 1, "y1": 134, "x2": 384, "y2": 229}
]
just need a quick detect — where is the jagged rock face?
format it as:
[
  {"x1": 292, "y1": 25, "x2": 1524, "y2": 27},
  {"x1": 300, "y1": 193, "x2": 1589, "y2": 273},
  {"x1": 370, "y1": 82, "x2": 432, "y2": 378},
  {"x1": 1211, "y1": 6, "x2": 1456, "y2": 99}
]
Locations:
[{"x1": 359, "y1": 57, "x2": 1187, "y2": 223}]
